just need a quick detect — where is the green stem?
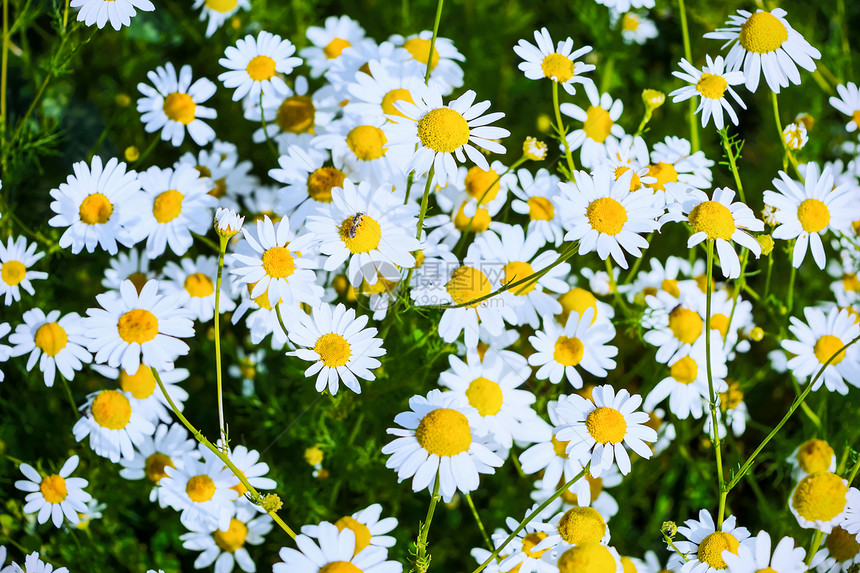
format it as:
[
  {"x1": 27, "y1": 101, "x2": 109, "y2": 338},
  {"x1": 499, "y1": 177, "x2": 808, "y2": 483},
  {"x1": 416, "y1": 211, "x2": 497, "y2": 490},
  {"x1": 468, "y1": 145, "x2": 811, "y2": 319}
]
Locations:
[
  {"x1": 214, "y1": 236, "x2": 228, "y2": 451},
  {"x1": 786, "y1": 249, "x2": 797, "y2": 312},
  {"x1": 771, "y1": 91, "x2": 802, "y2": 181},
  {"x1": 424, "y1": 0, "x2": 445, "y2": 85},
  {"x1": 132, "y1": 136, "x2": 160, "y2": 168},
  {"x1": 402, "y1": 167, "x2": 435, "y2": 292},
  {"x1": 259, "y1": 89, "x2": 279, "y2": 159},
  {"x1": 464, "y1": 493, "x2": 493, "y2": 551},
  {"x1": 413, "y1": 474, "x2": 441, "y2": 573},
  {"x1": 677, "y1": 0, "x2": 700, "y2": 152},
  {"x1": 763, "y1": 254, "x2": 773, "y2": 300},
  {"x1": 151, "y1": 367, "x2": 297, "y2": 539},
  {"x1": 847, "y1": 458, "x2": 860, "y2": 486},
  {"x1": 719, "y1": 128, "x2": 745, "y2": 203},
  {"x1": 622, "y1": 234, "x2": 652, "y2": 285},
  {"x1": 805, "y1": 530, "x2": 823, "y2": 566},
  {"x1": 1, "y1": 0, "x2": 8, "y2": 138},
  {"x1": 605, "y1": 257, "x2": 629, "y2": 314},
  {"x1": 59, "y1": 375, "x2": 77, "y2": 414},
  {"x1": 471, "y1": 466, "x2": 589, "y2": 573},
  {"x1": 552, "y1": 81, "x2": 576, "y2": 178},
  {"x1": 706, "y1": 241, "x2": 727, "y2": 529}
]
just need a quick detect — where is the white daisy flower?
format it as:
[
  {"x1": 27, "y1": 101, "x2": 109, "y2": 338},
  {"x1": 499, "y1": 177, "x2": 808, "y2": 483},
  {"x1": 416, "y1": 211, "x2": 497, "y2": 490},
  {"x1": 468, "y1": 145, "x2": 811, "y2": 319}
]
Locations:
[
  {"x1": 132, "y1": 163, "x2": 217, "y2": 259},
  {"x1": 560, "y1": 83, "x2": 625, "y2": 169},
  {"x1": 661, "y1": 187, "x2": 763, "y2": 279},
  {"x1": 48, "y1": 156, "x2": 142, "y2": 255},
  {"x1": 784, "y1": 122, "x2": 809, "y2": 150},
  {"x1": 269, "y1": 144, "x2": 339, "y2": 228},
  {"x1": 668, "y1": 509, "x2": 751, "y2": 573},
  {"x1": 642, "y1": 286, "x2": 709, "y2": 363},
  {"x1": 84, "y1": 279, "x2": 194, "y2": 374},
  {"x1": 559, "y1": 167, "x2": 663, "y2": 269},
  {"x1": 304, "y1": 179, "x2": 419, "y2": 288},
  {"x1": 513, "y1": 27, "x2": 595, "y2": 95},
  {"x1": 704, "y1": 8, "x2": 821, "y2": 93},
  {"x1": 790, "y1": 471, "x2": 850, "y2": 533},
  {"x1": 528, "y1": 308, "x2": 617, "y2": 388},
  {"x1": 160, "y1": 447, "x2": 240, "y2": 532},
  {"x1": 213, "y1": 441, "x2": 278, "y2": 505},
  {"x1": 6, "y1": 552, "x2": 69, "y2": 573},
  {"x1": 510, "y1": 167, "x2": 566, "y2": 246},
  {"x1": 643, "y1": 331, "x2": 728, "y2": 420},
  {"x1": 73, "y1": 387, "x2": 155, "y2": 463},
  {"x1": 787, "y1": 438, "x2": 837, "y2": 480},
  {"x1": 345, "y1": 58, "x2": 425, "y2": 123},
  {"x1": 181, "y1": 504, "x2": 272, "y2": 573},
  {"x1": 842, "y1": 488, "x2": 860, "y2": 539},
  {"x1": 137, "y1": 63, "x2": 217, "y2": 147},
  {"x1": 619, "y1": 12, "x2": 659, "y2": 45},
  {"x1": 8, "y1": 309, "x2": 91, "y2": 388},
  {"x1": 648, "y1": 136, "x2": 714, "y2": 196},
  {"x1": 810, "y1": 526, "x2": 860, "y2": 572},
  {"x1": 324, "y1": 40, "x2": 411, "y2": 101},
  {"x1": 117, "y1": 422, "x2": 198, "y2": 506},
  {"x1": 830, "y1": 82, "x2": 860, "y2": 133},
  {"x1": 176, "y1": 141, "x2": 256, "y2": 210},
  {"x1": 438, "y1": 353, "x2": 539, "y2": 449},
  {"x1": 669, "y1": 55, "x2": 746, "y2": 131},
  {"x1": 423, "y1": 181, "x2": 507, "y2": 248},
  {"x1": 102, "y1": 248, "x2": 155, "y2": 293},
  {"x1": 382, "y1": 389, "x2": 504, "y2": 502},
  {"x1": 192, "y1": 0, "x2": 250, "y2": 38},
  {"x1": 218, "y1": 31, "x2": 302, "y2": 102},
  {"x1": 215, "y1": 207, "x2": 245, "y2": 239},
  {"x1": 14, "y1": 456, "x2": 91, "y2": 529},
  {"x1": 486, "y1": 513, "x2": 561, "y2": 573},
  {"x1": 287, "y1": 302, "x2": 385, "y2": 395},
  {"x1": 70, "y1": 0, "x2": 153, "y2": 30},
  {"x1": 781, "y1": 307, "x2": 860, "y2": 394},
  {"x1": 763, "y1": 163, "x2": 860, "y2": 269},
  {"x1": 302, "y1": 15, "x2": 368, "y2": 78},
  {"x1": 102, "y1": 364, "x2": 189, "y2": 425},
  {"x1": 162, "y1": 255, "x2": 236, "y2": 323},
  {"x1": 274, "y1": 521, "x2": 403, "y2": 573},
  {"x1": 384, "y1": 82, "x2": 509, "y2": 187},
  {"x1": 531, "y1": 466, "x2": 622, "y2": 525},
  {"x1": 247, "y1": 77, "x2": 338, "y2": 146},
  {"x1": 0, "y1": 236, "x2": 48, "y2": 305},
  {"x1": 301, "y1": 503, "x2": 398, "y2": 554},
  {"x1": 390, "y1": 30, "x2": 466, "y2": 95},
  {"x1": 723, "y1": 530, "x2": 807, "y2": 573}
]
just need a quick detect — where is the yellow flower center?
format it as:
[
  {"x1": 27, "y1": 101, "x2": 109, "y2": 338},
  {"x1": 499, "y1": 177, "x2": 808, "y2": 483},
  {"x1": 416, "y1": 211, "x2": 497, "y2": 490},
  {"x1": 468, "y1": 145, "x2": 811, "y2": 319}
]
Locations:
[
  {"x1": 552, "y1": 436, "x2": 570, "y2": 458},
  {"x1": 212, "y1": 517, "x2": 248, "y2": 553},
  {"x1": 669, "y1": 307, "x2": 703, "y2": 344},
  {"x1": 246, "y1": 55, "x2": 277, "y2": 81},
  {"x1": 465, "y1": 377, "x2": 504, "y2": 416},
  {"x1": 248, "y1": 282, "x2": 279, "y2": 309},
  {"x1": 710, "y1": 313, "x2": 730, "y2": 338},
  {"x1": 304, "y1": 446, "x2": 324, "y2": 466},
  {"x1": 842, "y1": 273, "x2": 860, "y2": 293},
  {"x1": 453, "y1": 202, "x2": 491, "y2": 233},
  {"x1": 584, "y1": 106, "x2": 613, "y2": 143},
  {"x1": 152, "y1": 190, "x2": 184, "y2": 224},
  {"x1": 163, "y1": 92, "x2": 196, "y2": 125},
  {"x1": 417, "y1": 108, "x2": 470, "y2": 153},
  {"x1": 339, "y1": 214, "x2": 382, "y2": 253},
  {"x1": 314, "y1": 333, "x2": 351, "y2": 368},
  {"x1": 381, "y1": 88, "x2": 415, "y2": 118},
  {"x1": 502, "y1": 261, "x2": 536, "y2": 295},
  {"x1": 79, "y1": 193, "x2": 114, "y2": 225},
  {"x1": 853, "y1": 111, "x2": 860, "y2": 131},
  {"x1": 586, "y1": 407, "x2": 627, "y2": 444},
  {"x1": 319, "y1": 562, "x2": 362, "y2": 573},
  {"x1": 558, "y1": 542, "x2": 617, "y2": 573},
  {"x1": 204, "y1": 0, "x2": 237, "y2": 12},
  {"x1": 688, "y1": 201, "x2": 735, "y2": 240},
  {"x1": 554, "y1": 336, "x2": 585, "y2": 367},
  {"x1": 797, "y1": 198, "x2": 830, "y2": 233},
  {"x1": 415, "y1": 408, "x2": 471, "y2": 456},
  {"x1": 40, "y1": 474, "x2": 68, "y2": 504},
  {"x1": 587, "y1": 197, "x2": 627, "y2": 236},
  {"x1": 558, "y1": 288, "x2": 598, "y2": 326},
  {"x1": 527, "y1": 196, "x2": 555, "y2": 221},
  {"x1": 34, "y1": 322, "x2": 68, "y2": 357},
  {"x1": 621, "y1": 13, "x2": 640, "y2": 31},
  {"x1": 792, "y1": 472, "x2": 848, "y2": 522},
  {"x1": 335, "y1": 516, "x2": 372, "y2": 555},
  {"x1": 720, "y1": 380, "x2": 745, "y2": 411},
  {"x1": 739, "y1": 11, "x2": 788, "y2": 54},
  {"x1": 541, "y1": 53, "x2": 575, "y2": 83},
  {"x1": 446, "y1": 265, "x2": 491, "y2": 308},
  {"x1": 186, "y1": 474, "x2": 216, "y2": 503},
  {"x1": 647, "y1": 162, "x2": 679, "y2": 191},
  {"x1": 119, "y1": 366, "x2": 157, "y2": 399},
  {"x1": 0, "y1": 260, "x2": 26, "y2": 286},
  {"x1": 324, "y1": 37, "x2": 351, "y2": 59},
  {"x1": 184, "y1": 272, "x2": 214, "y2": 298},
  {"x1": 277, "y1": 95, "x2": 316, "y2": 134},
  {"x1": 144, "y1": 452, "x2": 175, "y2": 483},
  {"x1": 558, "y1": 506, "x2": 607, "y2": 545},
  {"x1": 696, "y1": 73, "x2": 728, "y2": 100},
  {"x1": 797, "y1": 439, "x2": 835, "y2": 474},
  {"x1": 561, "y1": 473, "x2": 604, "y2": 505},
  {"x1": 402, "y1": 38, "x2": 440, "y2": 70},
  {"x1": 521, "y1": 532, "x2": 550, "y2": 559},
  {"x1": 262, "y1": 246, "x2": 297, "y2": 279},
  {"x1": 91, "y1": 389, "x2": 132, "y2": 430},
  {"x1": 826, "y1": 526, "x2": 860, "y2": 562},
  {"x1": 464, "y1": 166, "x2": 501, "y2": 202},
  {"x1": 346, "y1": 125, "x2": 388, "y2": 161},
  {"x1": 670, "y1": 356, "x2": 698, "y2": 384},
  {"x1": 306, "y1": 167, "x2": 345, "y2": 203},
  {"x1": 755, "y1": 569, "x2": 778, "y2": 573},
  {"x1": 117, "y1": 308, "x2": 159, "y2": 344},
  {"x1": 660, "y1": 279, "x2": 680, "y2": 298},
  {"x1": 814, "y1": 334, "x2": 847, "y2": 365},
  {"x1": 697, "y1": 531, "x2": 740, "y2": 568},
  {"x1": 614, "y1": 166, "x2": 642, "y2": 191}
]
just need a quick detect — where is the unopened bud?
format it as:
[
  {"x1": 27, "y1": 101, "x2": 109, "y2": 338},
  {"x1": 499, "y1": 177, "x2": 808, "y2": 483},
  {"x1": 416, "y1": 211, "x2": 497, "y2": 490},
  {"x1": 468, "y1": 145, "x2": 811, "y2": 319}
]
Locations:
[
  {"x1": 783, "y1": 122, "x2": 808, "y2": 150},
  {"x1": 523, "y1": 136, "x2": 547, "y2": 161},
  {"x1": 795, "y1": 112, "x2": 814, "y2": 132},
  {"x1": 260, "y1": 493, "x2": 282, "y2": 512},
  {"x1": 757, "y1": 234, "x2": 774, "y2": 256},
  {"x1": 536, "y1": 113, "x2": 552, "y2": 134},
  {"x1": 124, "y1": 146, "x2": 140, "y2": 162},
  {"x1": 750, "y1": 326, "x2": 764, "y2": 341},
  {"x1": 214, "y1": 207, "x2": 244, "y2": 239},
  {"x1": 115, "y1": 93, "x2": 131, "y2": 108},
  {"x1": 304, "y1": 446, "x2": 324, "y2": 467},
  {"x1": 661, "y1": 521, "x2": 678, "y2": 538},
  {"x1": 642, "y1": 89, "x2": 666, "y2": 111}
]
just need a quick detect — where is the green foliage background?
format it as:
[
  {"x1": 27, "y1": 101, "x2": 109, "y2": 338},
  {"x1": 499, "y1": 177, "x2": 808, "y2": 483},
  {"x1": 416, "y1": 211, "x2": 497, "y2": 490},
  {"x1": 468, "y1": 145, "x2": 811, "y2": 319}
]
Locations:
[{"x1": 2, "y1": 0, "x2": 860, "y2": 571}]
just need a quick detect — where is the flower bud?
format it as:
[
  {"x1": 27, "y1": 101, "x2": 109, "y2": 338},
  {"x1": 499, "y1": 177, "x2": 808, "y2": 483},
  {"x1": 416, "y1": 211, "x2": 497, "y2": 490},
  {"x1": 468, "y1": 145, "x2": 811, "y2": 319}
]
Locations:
[
  {"x1": 783, "y1": 122, "x2": 808, "y2": 150},
  {"x1": 214, "y1": 207, "x2": 244, "y2": 239},
  {"x1": 757, "y1": 234, "x2": 774, "y2": 256},
  {"x1": 124, "y1": 146, "x2": 140, "y2": 162},
  {"x1": 523, "y1": 136, "x2": 547, "y2": 161},
  {"x1": 642, "y1": 89, "x2": 666, "y2": 111}
]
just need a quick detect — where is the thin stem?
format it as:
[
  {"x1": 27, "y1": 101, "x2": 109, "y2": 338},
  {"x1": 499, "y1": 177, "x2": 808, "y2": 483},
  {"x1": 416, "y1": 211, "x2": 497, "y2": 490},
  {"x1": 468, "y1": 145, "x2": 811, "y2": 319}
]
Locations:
[
  {"x1": 59, "y1": 375, "x2": 78, "y2": 414},
  {"x1": 771, "y1": 92, "x2": 802, "y2": 181},
  {"x1": 259, "y1": 89, "x2": 279, "y2": 158},
  {"x1": 275, "y1": 305, "x2": 290, "y2": 339},
  {"x1": 847, "y1": 458, "x2": 860, "y2": 486},
  {"x1": 1, "y1": 0, "x2": 8, "y2": 136},
  {"x1": 424, "y1": 0, "x2": 445, "y2": 85},
  {"x1": 471, "y1": 466, "x2": 589, "y2": 573},
  {"x1": 402, "y1": 167, "x2": 435, "y2": 291},
  {"x1": 805, "y1": 530, "x2": 823, "y2": 566},
  {"x1": 464, "y1": 493, "x2": 493, "y2": 552},
  {"x1": 677, "y1": 0, "x2": 700, "y2": 152},
  {"x1": 605, "y1": 257, "x2": 628, "y2": 314},
  {"x1": 413, "y1": 474, "x2": 441, "y2": 573},
  {"x1": 727, "y1": 333, "x2": 860, "y2": 491},
  {"x1": 552, "y1": 81, "x2": 576, "y2": 178},
  {"x1": 151, "y1": 367, "x2": 297, "y2": 539},
  {"x1": 132, "y1": 135, "x2": 160, "y2": 168},
  {"x1": 214, "y1": 236, "x2": 228, "y2": 452},
  {"x1": 622, "y1": 234, "x2": 652, "y2": 285},
  {"x1": 705, "y1": 241, "x2": 727, "y2": 529},
  {"x1": 719, "y1": 128, "x2": 745, "y2": 203},
  {"x1": 764, "y1": 254, "x2": 773, "y2": 300},
  {"x1": 786, "y1": 251, "x2": 797, "y2": 312}
]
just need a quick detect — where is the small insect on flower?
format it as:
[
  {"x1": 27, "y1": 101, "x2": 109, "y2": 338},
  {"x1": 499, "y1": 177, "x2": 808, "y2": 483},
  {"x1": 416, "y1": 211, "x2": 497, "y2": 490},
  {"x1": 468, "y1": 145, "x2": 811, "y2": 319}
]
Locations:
[{"x1": 347, "y1": 212, "x2": 365, "y2": 239}]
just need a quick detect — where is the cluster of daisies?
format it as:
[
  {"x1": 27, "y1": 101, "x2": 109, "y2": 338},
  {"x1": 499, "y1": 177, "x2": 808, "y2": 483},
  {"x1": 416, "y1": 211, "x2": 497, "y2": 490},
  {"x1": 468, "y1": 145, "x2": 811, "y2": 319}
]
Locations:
[{"x1": 3, "y1": 0, "x2": 860, "y2": 571}]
